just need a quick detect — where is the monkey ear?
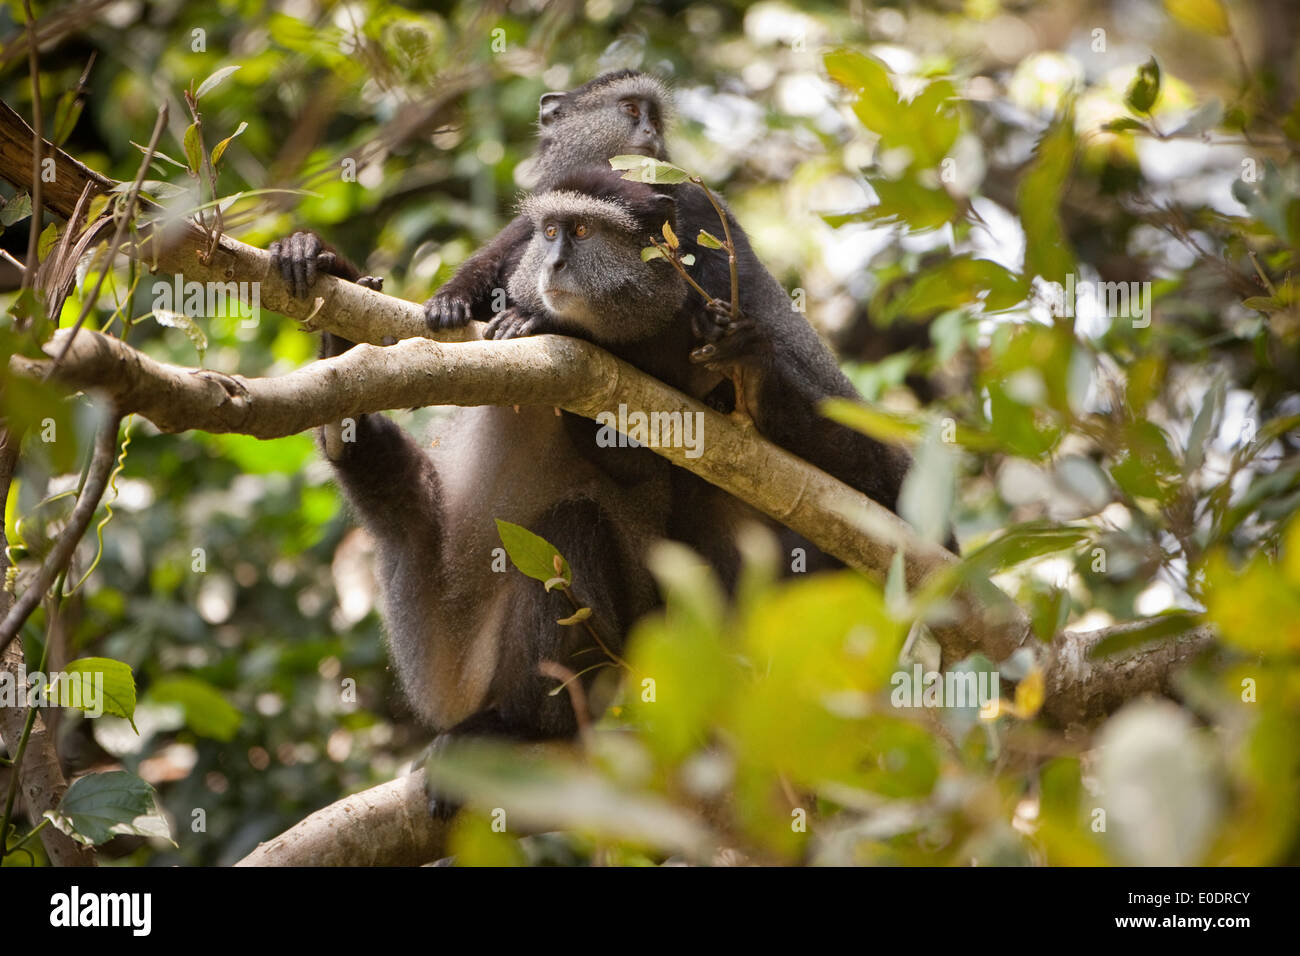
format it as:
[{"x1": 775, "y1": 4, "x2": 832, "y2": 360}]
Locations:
[{"x1": 539, "y1": 92, "x2": 566, "y2": 126}]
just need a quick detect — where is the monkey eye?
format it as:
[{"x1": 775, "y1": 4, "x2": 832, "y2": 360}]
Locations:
[
  {"x1": 573, "y1": 222, "x2": 591, "y2": 239},
  {"x1": 621, "y1": 101, "x2": 640, "y2": 120},
  {"x1": 544, "y1": 223, "x2": 559, "y2": 239}
]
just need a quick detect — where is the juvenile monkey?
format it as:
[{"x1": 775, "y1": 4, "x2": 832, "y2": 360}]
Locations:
[
  {"x1": 424, "y1": 70, "x2": 671, "y2": 329},
  {"x1": 270, "y1": 70, "x2": 670, "y2": 328}
]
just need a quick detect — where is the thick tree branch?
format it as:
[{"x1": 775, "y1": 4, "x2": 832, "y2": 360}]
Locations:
[
  {"x1": 14, "y1": 327, "x2": 1021, "y2": 659},
  {"x1": 235, "y1": 770, "x2": 444, "y2": 867}
]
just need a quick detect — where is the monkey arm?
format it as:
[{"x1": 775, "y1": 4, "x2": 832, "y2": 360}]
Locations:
[
  {"x1": 320, "y1": 411, "x2": 444, "y2": 552},
  {"x1": 262, "y1": 247, "x2": 442, "y2": 554},
  {"x1": 692, "y1": 303, "x2": 912, "y2": 517},
  {"x1": 423, "y1": 214, "x2": 534, "y2": 329}
]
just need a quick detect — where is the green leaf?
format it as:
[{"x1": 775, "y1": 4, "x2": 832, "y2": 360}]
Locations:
[
  {"x1": 195, "y1": 64, "x2": 241, "y2": 100},
  {"x1": 609, "y1": 155, "x2": 689, "y2": 184},
  {"x1": 858, "y1": 177, "x2": 958, "y2": 231},
  {"x1": 130, "y1": 140, "x2": 189, "y2": 169},
  {"x1": 1164, "y1": 0, "x2": 1230, "y2": 36},
  {"x1": 45, "y1": 771, "x2": 172, "y2": 847},
  {"x1": 0, "y1": 190, "x2": 32, "y2": 226},
  {"x1": 1184, "y1": 377, "x2": 1224, "y2": 473},
  {"x1": 37, "y1": 222, "x2": 58, "y2": 262},
  {"x1": 557, "y1": 607, "x2": 591, "y2": 626},
  {"x1": 882, "y1": 255, "x2": 1025, "y2": 320},
  {"x1": 1087, "y1": 613, "x2": 1202, "y2": 658},
  {"x1": 50, "y1": 89, "x2": 84, "y2": 147},
  {"x1": 425, "y1": 739, "x2": 713, "y2": 858},
  {"x1": 955, "y1": 522, "x2": 1089, "y2": 580},
  {"x1": 1125, "y1": 58, "x2": 1161, "y2": 114},
  {"x1": 898, "y1": 427, "x2": 956, "y2": 545},
  {"x1": 820, "y1": 398, "x2": 925, "y2": 445},
  {"x1": 641, "y1": 245, "x2": 664, "y2": 262},
  {"x1": 148, "y1": 676, "x2": 242, "y2": 741},
  {"x1": 1017, "y1": 111, "x2": 1076, "y2": 286},
  {"x1": 182, "y1": 122, "x2": 202, "y2": 173},
  {"x1": 48, "y1": 658, "x2": 137, "y2": 727},
  {"x1": 210, "y1": 121, "x2": 248, "y2": 167},
  {"x1": 151, "y1": 308, "x2": 208, "y2": 361},
  {"x1": 495, "y1": 519, "x2": 572, "y2": 584},
  {"x1": 1102, "y1": 117, "x2": 1147, "y2": 133},
  {"x1": 824, "y1": 49, "x2": 894, "y2": 98},
  {"x1": 696, "y1": 229, "x2": 724, "y2": 249}
]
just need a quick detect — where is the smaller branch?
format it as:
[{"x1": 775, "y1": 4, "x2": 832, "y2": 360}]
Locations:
[
  {"x1": 1247, "y1": 250, "x2": 1277, "y2": 296},
  {"x1": 648, "y1": 235, "x2": 715, "y2": 305},
  {"x1": 558, "y1": 584, "x2": 628, "y2": 670},
  {"x1": 539, "y1": 660, "x2": 591, "y2": 744},
  {"x1": 691, "y1": 177, "x2": 739, "y2": 322},
  {"x1": 1041, "y1": 622, "x2": 1217, "y2": 725},
  {"x1": 0, "y1": 409, "x2": 122, "y2": 658}
]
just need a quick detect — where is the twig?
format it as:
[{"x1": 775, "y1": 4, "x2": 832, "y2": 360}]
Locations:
[
  {"x1": 19, "y1": 0, "x2": 43, "y2": 297},
  {"x1": 538, "y1": 660, "x2": 591, "y2": 743},
  {"x1": 558, "y1": 584, "x2": 629, "y2": 670},
  {"x1": 690, "y1": 176, "x2": 740, "y2": 321},
  {"x1": 0, "y1": 409, "x2": 122, "y2": 659},
  {"x1": 647, "y1": 235, "x2": 716, "y2": 304},
  {"x1": 44, "y1": 102, "x2": 167, "y2": 379}
]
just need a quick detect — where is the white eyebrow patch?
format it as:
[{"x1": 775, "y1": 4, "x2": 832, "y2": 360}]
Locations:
[
  {"x1": 583, "y1": 75, "x2": 673, "y2": 119},
  {"x1": 519, "y1": 191, "x2": 640, "y2": 232}
]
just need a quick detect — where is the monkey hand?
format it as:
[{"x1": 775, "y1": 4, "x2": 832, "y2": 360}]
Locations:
[
  {"x1": 423, "y1": 289, "x2": 475, "y2": 331},
  {"x1": 690, "y1": 301, "x2": 763, "y2": 366},
  {"x1": 269, "y1": 231, "x2": 364, "y2": 299},
  {"x1": 483, "y1": 306, "x2": 544, "y2": 340}
]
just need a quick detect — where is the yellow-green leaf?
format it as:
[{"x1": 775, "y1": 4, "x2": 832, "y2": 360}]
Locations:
[
  {"x1": 211, "y1": 121, "x2": 248, "y2": 167},
  {"x1": 1165, "y1": 0, "x2": 1230, "y2": 36}
]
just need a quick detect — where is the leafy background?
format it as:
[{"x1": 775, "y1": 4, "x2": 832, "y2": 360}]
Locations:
[{"x1": 0, "y1": 0, "x2": 1296, "y2": 865}]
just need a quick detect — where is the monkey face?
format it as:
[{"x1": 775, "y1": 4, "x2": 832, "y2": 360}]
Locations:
[
  {"x1": 513, "y1": 176, "x2": 689, "y2": 344},
  {"x1": 613, "y1": 96, "x2": 665, "y2": 157},
  {"x1": 534, "y1": 73, "x2": 673, "y2": 187},
  {"x1": 535, "y1": 218, "x2": 601, "y2": 323}
]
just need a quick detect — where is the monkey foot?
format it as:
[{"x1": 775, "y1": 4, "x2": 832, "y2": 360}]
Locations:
[
  {"x1": 483, "y1": 307, "x2": 542, "y2": 340},
  {"x1": 690, "y1": 303, "x2": 762, "y2": 365}
]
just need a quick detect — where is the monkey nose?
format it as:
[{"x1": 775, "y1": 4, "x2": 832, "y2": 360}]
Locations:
[{"x1": 550, "y1": 259, "x2": 566, "y2": 272}]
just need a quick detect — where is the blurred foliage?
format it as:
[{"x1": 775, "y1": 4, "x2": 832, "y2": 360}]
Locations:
[{"x1": 0, "y1": 0, "x2": 1298, "y2": 866}]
